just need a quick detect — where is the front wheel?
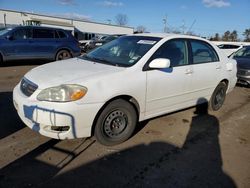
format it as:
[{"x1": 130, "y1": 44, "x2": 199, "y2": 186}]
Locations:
[
  {"x1": 94, "y1": 99, "x2": 137, "y2": 146},
  {"x1": 55, "y1": 50, "x2": 72, "y2": 61},
  {"x1": 209, "y1": 82, "x2": 227, "y2": 111}
]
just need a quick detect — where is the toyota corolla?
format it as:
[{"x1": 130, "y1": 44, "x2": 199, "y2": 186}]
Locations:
[{"x1": 13, "y1": 33, "x2": 237, "y2": 145}]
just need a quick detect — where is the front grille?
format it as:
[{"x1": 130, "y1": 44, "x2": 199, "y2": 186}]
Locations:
[
  {"x1": 237, "y1": 69, "x2": 250, "y2": 76},
  {"x1": 237, "y1": 70, "x2": 247, "y2": 75},
  {"x1": 20, "y1": 78, "x2": 38, "y2": 97}
]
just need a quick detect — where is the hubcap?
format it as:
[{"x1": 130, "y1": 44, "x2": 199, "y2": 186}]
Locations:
[
  {"x1": 214, "y1": 88, "x2": 225, "y2": 106},
  {"x1": 58, "y1": 51, "x2": 70, "y2": 60},
  {"x1": 103, "y1": 110, "x2": 128, "y2": 138}
]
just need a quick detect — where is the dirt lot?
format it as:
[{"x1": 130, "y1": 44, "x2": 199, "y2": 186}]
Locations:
[{"x1": 0, "y1": 61, "x2": 249, "y2": 188}]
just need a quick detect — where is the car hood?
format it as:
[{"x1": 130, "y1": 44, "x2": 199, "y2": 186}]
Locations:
[
  {"x1": 24, "y1": 57, "x2": 125, "y2": 89},
  {"x1": 234, "y1": 57, "x2": 250, "y2": 69}
]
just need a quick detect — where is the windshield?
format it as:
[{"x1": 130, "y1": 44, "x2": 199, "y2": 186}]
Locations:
[
  {"x1": 103, "y1": 35, "x2": 118, "y2": 42},
  {"x1": 82, "y1": 36, "x2": 161, "y2": 67},
  {"x1": 0, "y1": 28, "x2": 12, "y2": 36},
  {"x1": 232, "y1": 46, "x2": 250, "y2": 59}
]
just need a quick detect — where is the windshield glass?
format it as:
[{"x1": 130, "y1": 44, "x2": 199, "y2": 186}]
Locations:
[
  {"x1": 0, "y1": 28, "x2": 12, "y2": 36},
  {"x1": 103, "y1": 35, "x2": 118, "y2": 42},
  {"x1": 82, "y1": 36, "x2": 161, "y2": 67},
  {"x1": 232, "y1": 46, "x2": 250, "y2": 58}
]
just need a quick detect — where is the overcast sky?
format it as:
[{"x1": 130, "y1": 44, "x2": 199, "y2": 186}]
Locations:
[{"x1": 1, "y1": 0, "x2": 249, "y2": 38}]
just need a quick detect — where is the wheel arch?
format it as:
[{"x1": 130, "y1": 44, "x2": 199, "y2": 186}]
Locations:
[
  {"x1": 91, "y1": 95, "x2": 140, "y2": 136},
  {"x1": 55, "y1": 47, "x2": 73, "y2": 60},
  {"x1": 219, "y1": 79, "x2": 229, "y2": 90}
]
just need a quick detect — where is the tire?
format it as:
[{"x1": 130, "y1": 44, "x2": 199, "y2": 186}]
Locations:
[
  {"x1": 55, "y1": 50, "x2": 72, "y2": 61},
  {"x1": 94, "y1": 99, "x2": 137, "y2": 146},
  {"x1": 209, "y1": 82, "x2": 227, "y2": 111}
]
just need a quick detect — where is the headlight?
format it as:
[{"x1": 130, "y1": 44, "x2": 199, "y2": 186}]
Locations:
[{"x1": 37, "y1": 85, "x2": 87, "y2": 102}]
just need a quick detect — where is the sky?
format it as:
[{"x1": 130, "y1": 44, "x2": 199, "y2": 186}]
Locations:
[{"x1": 0, "y1": 0, "x2": 249, "y2": 38}]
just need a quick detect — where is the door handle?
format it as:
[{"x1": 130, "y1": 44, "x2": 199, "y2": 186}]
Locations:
[
  {"x1": 185, "y1": 68, "x2": 193, "y2": 74},
  {"x1": 216, "y1": 65, "x2": 222, "y2": 69}
]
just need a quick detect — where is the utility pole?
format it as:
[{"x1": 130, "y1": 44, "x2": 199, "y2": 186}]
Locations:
[
  {"x1": 181, "y1": 20, "x2": 186, "y2": 34},
  {"x1": 187, "y1": 19, "x2": 196, "y2": 34},
  {"x1": 163, "y1": 15, "x2": 167, "y2": 33},
  {"x1": 4, "y1": 14, "x2": 6, "y2": 27}
]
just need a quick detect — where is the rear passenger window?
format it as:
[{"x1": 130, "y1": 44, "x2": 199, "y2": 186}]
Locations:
[
  {"x1": 33, "y1": 29, "x2": 55, "y2": 39},
  {"x1": 57, "y1": 30, "x2": 67, "y2": 38},
  {"x1": 191, "y1": 40, "x2": 219, "y2": 64}
]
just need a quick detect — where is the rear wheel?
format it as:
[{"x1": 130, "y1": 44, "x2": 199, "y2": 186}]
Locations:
[
  {"x1": 209, "y1": 82, "x2": 227, "y2": 111},
  {"x1": 94, "y1": 99, "x2": 137, "y2": 146},
  {"x1": 55, "y1": 50, "x2": 72, "y2": 61}
]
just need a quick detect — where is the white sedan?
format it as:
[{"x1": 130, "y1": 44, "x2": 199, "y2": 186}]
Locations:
[{"x1": 13, "y1": 33, "x2": 237, "y2": 145}]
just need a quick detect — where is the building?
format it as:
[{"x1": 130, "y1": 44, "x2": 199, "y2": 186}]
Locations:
[{"x1": 0, "y1": 9, "x2": 134, "y2": 41}]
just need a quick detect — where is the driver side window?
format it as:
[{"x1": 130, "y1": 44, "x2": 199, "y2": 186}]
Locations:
[
  {"x1": 150, "y1": 39, "x2": 188, "y2": 67},
  {"x1": 13, "y1": 28, "x2": 32, "y2": 40}
]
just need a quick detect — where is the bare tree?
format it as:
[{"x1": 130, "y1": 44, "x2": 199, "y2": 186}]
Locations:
[
  {"x1": 115, "y1": 14, "x2": 128, "y2": 26},
  {"x1": 186, "y1": 31, "x2": 197, "y2": 36},
  {"x1": 136, "y1": 25, "x2": 147, "y2": 33}
]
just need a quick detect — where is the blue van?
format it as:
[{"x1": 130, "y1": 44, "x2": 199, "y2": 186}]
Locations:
[{"x1": 0, "y1": 26, "x2": 81, "y2": 63}]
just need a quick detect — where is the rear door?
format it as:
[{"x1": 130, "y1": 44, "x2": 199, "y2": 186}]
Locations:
[
  {"x1": 31, "y1": 28, "x2": 59, "y2": 59},
  {"x1": 188, "y1": 39, "x2": 221, "y2": 101}
]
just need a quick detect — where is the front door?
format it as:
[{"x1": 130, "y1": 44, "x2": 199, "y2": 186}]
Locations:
[
  {"x1": 145, "y1": 39, "x2": 193, "y2": 118},
  {"x1": 4, "y1": 28, "x2": 33, "y2": 60}
]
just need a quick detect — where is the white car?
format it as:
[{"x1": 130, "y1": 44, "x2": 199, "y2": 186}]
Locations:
[
  {"x1": 13, "y1": 33, "x2": 237, "y2": 145},
  {"x1": 217, "y1": 43, "x2": 242, "y2": 57}
]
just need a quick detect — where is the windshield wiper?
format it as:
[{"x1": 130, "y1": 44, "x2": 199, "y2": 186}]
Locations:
[{"x1": 83, "y1": 55, "x2": 121, "y2": 67}]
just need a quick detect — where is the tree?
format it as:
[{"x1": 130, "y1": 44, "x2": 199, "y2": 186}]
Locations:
[
  {"x1": 229, "y1": 30, "x2": 238, "y2": 41},
  {"x1": 115, "y1": 14, "x2": 128, "y2": 26},
  {"x1": 243, "y1": 29, "x2": 250, "y2": 42},
  {"x1": 209, "y1": 33, "x2": 220, "y2": 41},
  {"x1": 222, "y1": 31, "x2": 230, "y2": 41},
  {"x1": 214, "y1": 33, "x2": 220, "y2": 41},
  {"x1": 136, "y1": 25, "x2": 147, "y2": 33}
]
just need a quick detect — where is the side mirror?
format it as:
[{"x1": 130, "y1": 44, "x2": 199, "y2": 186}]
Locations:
[
  {"x1": 149, "y1": 58, "x2": 171, "y2": 69},
  {"x1": 6, "y1": 35, "x2": 14, "y2": 40}
]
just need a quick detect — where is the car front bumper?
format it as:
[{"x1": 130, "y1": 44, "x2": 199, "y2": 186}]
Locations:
[{"x1": 13, "y1": 84, "x2": 103, "y2": 139}]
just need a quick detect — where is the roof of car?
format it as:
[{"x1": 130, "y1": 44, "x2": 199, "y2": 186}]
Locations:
[
  {"x1": 130, "y1": 32, "x2": 208, "y2": 41},
  {"x1": 12, "y1": 25, "x2": 65, "y2": 31}
]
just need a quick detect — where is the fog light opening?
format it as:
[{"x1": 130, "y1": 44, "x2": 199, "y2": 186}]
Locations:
[{"x1": 51, "y1": 126, "x2": 70, "y2": 132}]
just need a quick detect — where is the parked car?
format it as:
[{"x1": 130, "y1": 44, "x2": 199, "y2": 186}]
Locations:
[
  {"x1": 231, "y1": 45, "x2": 250, "y2": 86},
  {"x1": 84, "y1": 34, "x2": 122, "y2": 52},
  {"x1": 13, "y1": 33, "x2": 237, "y2": 145},
  {"x1": 0, "y1": 26, "x2": 81, "y2": 63},
  {"x1": 217, "y1": 43, "x2": 242, "y2": 57}
]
